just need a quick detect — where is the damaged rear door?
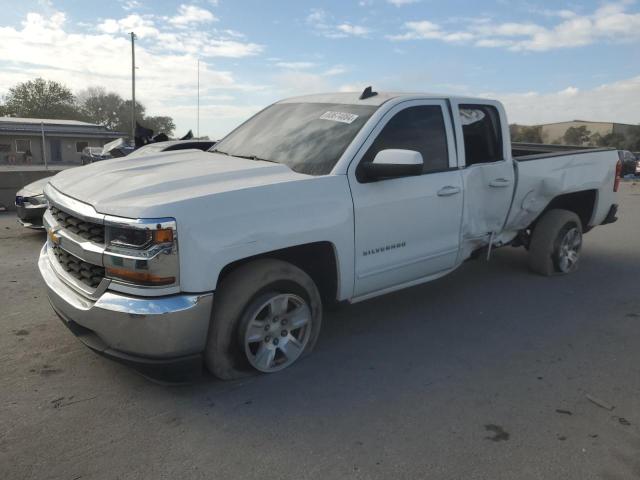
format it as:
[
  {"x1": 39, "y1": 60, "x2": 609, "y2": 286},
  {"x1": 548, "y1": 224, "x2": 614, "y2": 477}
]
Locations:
[{"x1": 452, "y1": 101, "x2": 515, "y2": 250}]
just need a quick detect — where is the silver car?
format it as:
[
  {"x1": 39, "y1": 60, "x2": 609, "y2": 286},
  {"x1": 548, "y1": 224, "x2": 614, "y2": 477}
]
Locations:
[{"x1": 15, "y1": 176, "x2": 51, "y2": 229}]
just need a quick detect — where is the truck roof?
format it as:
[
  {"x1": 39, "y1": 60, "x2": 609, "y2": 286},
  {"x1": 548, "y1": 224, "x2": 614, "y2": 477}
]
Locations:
[{"x1": 278, "y1": 91, "x2": 489, "y2": 106}]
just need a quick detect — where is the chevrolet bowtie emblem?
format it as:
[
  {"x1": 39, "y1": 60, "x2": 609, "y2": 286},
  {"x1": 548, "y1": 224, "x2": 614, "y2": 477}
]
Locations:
[{"x1": 47, "y1": 227, "x2": 61, "y2": 245}]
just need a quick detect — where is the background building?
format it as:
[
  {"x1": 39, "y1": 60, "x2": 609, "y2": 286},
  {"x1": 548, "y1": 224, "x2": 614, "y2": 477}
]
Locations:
[
  {"x1": 538, "y1": 120, "x2": 637, "y2": 145},
  {"x1": 0, "y1": 117, "x2": 122, "y2": 165}
]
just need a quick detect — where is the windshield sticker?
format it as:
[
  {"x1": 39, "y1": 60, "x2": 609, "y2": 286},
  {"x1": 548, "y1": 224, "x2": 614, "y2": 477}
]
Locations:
[{"x1": 320, "y1": 111, "x2": 359, "y2": 124}]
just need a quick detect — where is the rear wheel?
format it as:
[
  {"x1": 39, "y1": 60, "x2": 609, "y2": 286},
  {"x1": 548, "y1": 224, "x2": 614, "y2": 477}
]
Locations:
[
  {"x1": 205, "y1": 259, "x2": 322, "y2": 380},
  {"x1": 528, "y1": 209, "x2": 583, "y2": 276}
]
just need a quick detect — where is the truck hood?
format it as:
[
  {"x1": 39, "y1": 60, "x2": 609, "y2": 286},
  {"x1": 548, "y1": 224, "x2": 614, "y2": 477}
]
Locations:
[{"x1": 49, "y1": 150, "x2": 310, "y2": 217}]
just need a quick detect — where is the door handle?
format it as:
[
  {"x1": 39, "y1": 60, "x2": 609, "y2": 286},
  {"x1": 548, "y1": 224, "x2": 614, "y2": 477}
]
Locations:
[
  {"x1": 489, "y1": 178, "x2": 511, "y2": 188},
  {"x1": 437, "y1": 186, "x2": 461, "y2": 197}
]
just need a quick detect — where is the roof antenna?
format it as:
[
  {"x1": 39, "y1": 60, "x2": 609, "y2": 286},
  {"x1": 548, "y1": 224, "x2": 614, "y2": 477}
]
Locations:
[{"x1": 359, "y1": 86, "x2": 378, "y2": 100}]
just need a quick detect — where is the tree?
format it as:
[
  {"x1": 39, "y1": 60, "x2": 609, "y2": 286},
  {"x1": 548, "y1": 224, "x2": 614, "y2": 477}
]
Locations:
[
  {"x1": 76, "y1": 87, "x2": 125, "y2": 131},
  {"x1": 76, "y1": 89, "x2": 175, "y2": 137},
  {"x1": 3, "y1": 78, "x2": 177, "y2": 138},
  {"x1": 143, "y1": 116, "x2": 176, "y2": 137},
  {"x1": 116, "y1": 99, "x2": 147, "y2": 136},
  {"x1": 510, "y1": 124, "x2": 543, "y2": 143},
  {"x1": 3, "y1": 78, "x2": 79, "y2": 119},
  {"x1": 563, "y1": 126, "x2": 591, "y2": 146},
  {"x1": 590, "y1": 132, "x2": 626, "y2": 149},
  {"x1": 624, "y1": 125, "x2": 640, "y2": 152}
]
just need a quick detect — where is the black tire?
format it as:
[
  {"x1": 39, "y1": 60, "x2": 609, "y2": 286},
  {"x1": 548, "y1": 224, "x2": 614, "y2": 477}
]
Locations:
[
  {"x1": 528, "y1": 209, "x2": 583, "y2": 276},
  {"x1": 205, "y1": 259, "x2": 322, "y2": 380}
]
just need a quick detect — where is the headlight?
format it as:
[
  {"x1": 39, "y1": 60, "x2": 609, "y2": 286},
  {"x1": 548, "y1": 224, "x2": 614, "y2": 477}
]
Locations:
[
  {"x1": 104, "y1": 218, "x2": 179, "y2": 288},
  {"x1": 28, "y1": 194, "x2": 47, "y2": 206},
  {"x1": 16, "y1": 193, "x2": 47, "y2": 207}
]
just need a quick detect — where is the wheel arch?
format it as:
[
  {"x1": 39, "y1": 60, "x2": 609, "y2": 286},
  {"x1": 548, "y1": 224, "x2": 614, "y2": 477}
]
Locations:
[
  {"x1": 216, "y1": 241, "x2": 341, "y2": 305},
  {"x1": 533, "y1": 189, "x2": 597, "y2": 231}
]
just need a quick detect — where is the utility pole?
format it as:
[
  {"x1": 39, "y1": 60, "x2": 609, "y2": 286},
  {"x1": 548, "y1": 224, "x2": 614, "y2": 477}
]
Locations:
[
  {"x1": 130, "y1": 31, "x2": 137, "y2": 142},
  {"x1": 197, "y1": 59, "x2": 200, "y2": 139}
]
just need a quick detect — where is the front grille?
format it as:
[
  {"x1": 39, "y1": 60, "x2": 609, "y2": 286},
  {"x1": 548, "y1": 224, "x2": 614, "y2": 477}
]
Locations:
[
  {"x1": 50, "y1": 206, "x2": 105, "y2": 244},
  {"x1": 52, "y1": 244, "x2": 105, "y2": 288}
]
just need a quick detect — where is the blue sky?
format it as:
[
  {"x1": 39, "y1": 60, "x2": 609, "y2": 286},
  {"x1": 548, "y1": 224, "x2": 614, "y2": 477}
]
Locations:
[{"x1": 0, "y1": 0, "x2": 639, "y2": 138}]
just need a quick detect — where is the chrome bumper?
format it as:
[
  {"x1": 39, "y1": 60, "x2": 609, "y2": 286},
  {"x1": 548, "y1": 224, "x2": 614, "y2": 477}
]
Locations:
[{"x1": 38, "y1": 244, "x2": 213, "y2": 360}]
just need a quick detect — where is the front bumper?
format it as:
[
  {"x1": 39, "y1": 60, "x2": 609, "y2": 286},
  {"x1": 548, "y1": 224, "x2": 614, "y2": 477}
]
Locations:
[
  {"x1": 38, "y1": 244, "x2": 213, "y2": 382},
  {"x1": 16, "y1": 203, "x2": 46, "y2": 229}
]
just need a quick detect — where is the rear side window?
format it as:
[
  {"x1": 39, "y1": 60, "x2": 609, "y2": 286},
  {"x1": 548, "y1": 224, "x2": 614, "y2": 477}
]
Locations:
[
  {"x1": 459, "y1": 104, "x2": 503, "y2": 165},
  {"x1": 361, "y1": 105, "x2": 449, "y2": 174}
]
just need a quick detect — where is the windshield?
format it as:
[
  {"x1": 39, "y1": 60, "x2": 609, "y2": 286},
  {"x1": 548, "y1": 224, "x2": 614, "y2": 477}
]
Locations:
[{"x1": 211, "y1": 102, "x2": 378, "y2": 175}]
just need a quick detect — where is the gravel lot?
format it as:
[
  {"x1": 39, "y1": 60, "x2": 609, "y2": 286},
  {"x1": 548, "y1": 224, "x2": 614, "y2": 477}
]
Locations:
[{"x1": 1, "y1": 182, "x2": 639, "y2": 480}]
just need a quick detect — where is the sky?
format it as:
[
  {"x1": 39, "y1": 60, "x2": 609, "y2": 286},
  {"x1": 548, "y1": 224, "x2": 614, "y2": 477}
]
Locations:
[{"x1": 0, "y1": 0, "x2": 639, "y2": 138}]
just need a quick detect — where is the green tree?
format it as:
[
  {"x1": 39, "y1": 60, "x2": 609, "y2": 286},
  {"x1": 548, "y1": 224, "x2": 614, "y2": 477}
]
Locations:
[
  {"x1": 625, "y1": 125, "x2": 640, "y2": 152},
  {"x1": 116, "y1": 99, "x2": 147, "y2": 136},
  {"x1": 143, "y1": 116, "x2": 176, "y2": 137},
  {"x1": 510, "y1": 124, "x2": 543, "y2": 143},
  {"x1": 563, "y1": 126, "x2": 591, "y2": 146},
  {"x1": 3, "y1": 78, "x2": 79, "y2": 119},
  {"x1": 590, "y1": 132, "x2": 626, "y2": 149},
  {"x1": 76, "y1": 87, "x2": 125, "y2": 131}
]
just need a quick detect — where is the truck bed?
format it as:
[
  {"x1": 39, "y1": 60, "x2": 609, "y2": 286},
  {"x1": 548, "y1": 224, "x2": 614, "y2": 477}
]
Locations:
[
  {"x1": 512, "y1": 142, "x2": 615, "y2": 161},
  {"x1": 504, "y1": 147, "x2": 619, "y2": 234}
]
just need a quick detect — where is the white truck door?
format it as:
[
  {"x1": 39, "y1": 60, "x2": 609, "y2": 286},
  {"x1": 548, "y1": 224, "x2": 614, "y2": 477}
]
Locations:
[
  {"x1": 451, "y1": 101, "x2": 515, "y2": 249},
  {"x1": 348, "y1": 100, "x2": 463, "y2": 297}
]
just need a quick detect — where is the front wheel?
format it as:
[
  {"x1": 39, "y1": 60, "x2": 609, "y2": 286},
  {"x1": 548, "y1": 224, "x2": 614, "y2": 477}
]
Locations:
[
  {"x1": 528, "y1": 209, "x2": 583, "y2": 276},
  {"x1": 205, "y1": 259, "x2": 322, "y2": 380}
]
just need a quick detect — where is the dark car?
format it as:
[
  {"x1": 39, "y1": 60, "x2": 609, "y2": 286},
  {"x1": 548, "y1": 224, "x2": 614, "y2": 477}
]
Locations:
[
  {"x1": 15, "y1": 139, "x2": 216, "y2": 229},
  {"x1": 619, "y1": 150, "x2": 638, "y2": 176}
]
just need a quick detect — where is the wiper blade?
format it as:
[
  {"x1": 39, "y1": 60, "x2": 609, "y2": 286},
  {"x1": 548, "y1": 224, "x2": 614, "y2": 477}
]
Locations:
[
  {"x1": 211, "y1": 150, "x2": 277, "y2": 164},
  {"x1": 210, "y1": 149, "x2": 230, "y2": 156},
  {"x1": 233, "y1": 154, "x2": 278, "y2": 164}
]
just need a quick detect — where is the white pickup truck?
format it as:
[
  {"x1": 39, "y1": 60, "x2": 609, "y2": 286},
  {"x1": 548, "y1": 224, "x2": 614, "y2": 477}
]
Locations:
[{"x1": 39, "y1": 90, "x2": 621, "y2": 381}]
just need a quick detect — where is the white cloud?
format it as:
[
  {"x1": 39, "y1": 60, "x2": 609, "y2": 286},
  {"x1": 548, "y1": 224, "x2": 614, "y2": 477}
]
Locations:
[
  {"x1": 306, "y1": 8, "x2": 370, "y2": 38},
  {"x1": 169, "y1": 4, "x2": 217, "y2": 27},
  {"x1": 323, "y1": 65, "x2": 347, "y2": 76},
  {"x1": 97, "y1": 14, "x2": 159, "y2": 38},
  {"x1": 120, "y1": 0, "x2": 142, "y2": 12},
  {"x1": 275, "y1": 61, "x2": 317, "y2": 70},
  {"x1": 388, "y1": 0, "x2": 420, "y2": 6},
  {"x1": 388, "y1": 2, "x2": 640, "y2": 51},
  {"x1": 491, "y1": 76, "x2": 640, "y2": 125},
  {"x1": 336, "y1": 23, "x2": 369, "y2": 37},
  {"x1": 0, "y1": 9, "x2": 266, "y2": 138}
]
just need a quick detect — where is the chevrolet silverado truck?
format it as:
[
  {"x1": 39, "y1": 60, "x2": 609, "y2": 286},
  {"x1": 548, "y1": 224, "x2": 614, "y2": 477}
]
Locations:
[{"x1": 38, "y1": 90, "x2": 621, "y2": 381}]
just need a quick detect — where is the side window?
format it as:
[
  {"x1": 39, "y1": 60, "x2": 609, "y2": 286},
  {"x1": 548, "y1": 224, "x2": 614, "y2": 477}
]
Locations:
[
  {"x1": 360, "y1": 105, "x2": 449, "y2": 175},
  {"x1": 459, "y1": 104, "x2": 503, "y2": 166}
]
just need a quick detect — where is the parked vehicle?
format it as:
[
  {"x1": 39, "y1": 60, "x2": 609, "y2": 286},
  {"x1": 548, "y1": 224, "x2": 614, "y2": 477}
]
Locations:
[
  {"x1": 15, "y1": 177, "x2": 51, "y2": 229},
  {"x1": 16, "y1": 140, "x2": 215, "y2": 230},
  {"x1": 38, "y1": 90, "x2": 620, "y2": 382},
  {"x1": 80, "y1": 146, "x2": 111, "y2": 165},
  {"x1": 126, "y1": 140, "x2": 216, "y2": 159},
  {"x1": 619, "y1": 150, "x2": 638, "y2": 176}
]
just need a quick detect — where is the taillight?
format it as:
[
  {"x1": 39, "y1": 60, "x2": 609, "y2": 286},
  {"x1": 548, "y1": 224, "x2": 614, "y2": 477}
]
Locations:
[{"x1": 614, "y1": 160, "x2": 622, "y2": 192}]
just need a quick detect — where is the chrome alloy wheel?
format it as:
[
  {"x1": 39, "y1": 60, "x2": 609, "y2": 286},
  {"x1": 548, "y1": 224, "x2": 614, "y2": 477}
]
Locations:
[
  {"x1": 243, "y1": 293, "x2": 312, "y2": 373},
  {"x1": 557, "y1": 227, "x2": 582, "y2": 273}
]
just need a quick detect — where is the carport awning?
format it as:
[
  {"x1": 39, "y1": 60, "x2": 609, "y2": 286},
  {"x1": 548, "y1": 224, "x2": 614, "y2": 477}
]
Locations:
[{"x1": 0, "y1": 125, "x2": 123, "y2": 138}]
